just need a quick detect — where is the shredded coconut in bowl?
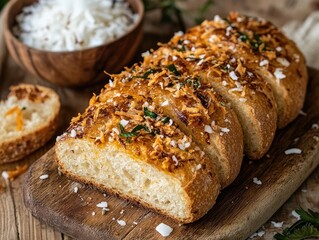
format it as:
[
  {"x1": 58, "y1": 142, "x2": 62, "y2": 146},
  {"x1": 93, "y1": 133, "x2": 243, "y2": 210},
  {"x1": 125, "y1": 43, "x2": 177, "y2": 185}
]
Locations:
[{"x1": 13, "y1": 0, "x2": 139, "y2": 51}]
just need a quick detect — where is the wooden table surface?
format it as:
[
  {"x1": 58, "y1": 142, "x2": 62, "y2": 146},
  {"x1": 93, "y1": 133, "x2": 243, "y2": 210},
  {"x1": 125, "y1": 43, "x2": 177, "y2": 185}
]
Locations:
[{"x1": 1, "y1": 4, "x2": 319, "y2": 240}]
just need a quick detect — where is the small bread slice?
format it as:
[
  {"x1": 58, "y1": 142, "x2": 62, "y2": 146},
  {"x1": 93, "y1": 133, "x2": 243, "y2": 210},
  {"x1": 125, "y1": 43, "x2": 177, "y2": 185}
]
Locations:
[
  {"x1": 56, "y1": 94, "x2": 221, "y2": 223},
  {"x1": 0, "y1": 84, "x2": 60, "y2": 163},
  {"x1": 195, "y1": 12, "x2": 308, "y2": 128},
  {"x1": 148, "y1": 46, "x2": 277, "y2": 160},
  {"x1": 105, "y1": 64, "x2": 243, "y2": 188}
]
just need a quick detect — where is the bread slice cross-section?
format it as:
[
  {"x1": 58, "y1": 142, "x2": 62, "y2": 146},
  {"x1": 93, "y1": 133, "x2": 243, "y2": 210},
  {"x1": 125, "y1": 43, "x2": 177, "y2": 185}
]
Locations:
[{"x1": 0, "y1": 84, "x2": 60, "y2": 163}]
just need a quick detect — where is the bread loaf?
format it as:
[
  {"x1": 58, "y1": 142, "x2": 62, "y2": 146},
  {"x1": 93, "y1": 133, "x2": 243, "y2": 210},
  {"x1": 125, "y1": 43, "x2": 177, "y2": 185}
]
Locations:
[
  {"x1": 55, "y1": 13, "x2": 307, "y2": 223},
  {"x1": 0, "y1": 84, "x2": 60, "y2": 163}
]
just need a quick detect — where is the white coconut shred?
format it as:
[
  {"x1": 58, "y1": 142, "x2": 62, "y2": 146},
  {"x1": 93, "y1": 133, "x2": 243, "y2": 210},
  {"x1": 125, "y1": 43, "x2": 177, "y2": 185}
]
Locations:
[{"x1": 13, "y1": 0, "x2": 139, "y2": 51}]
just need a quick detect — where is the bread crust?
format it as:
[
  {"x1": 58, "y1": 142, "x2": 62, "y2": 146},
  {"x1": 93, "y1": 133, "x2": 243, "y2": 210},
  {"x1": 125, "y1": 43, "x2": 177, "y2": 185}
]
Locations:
[
  {"x1": 0, "y1": 84, "x2": 60, "y2": 163},
  {"x1": 193, "y1": 12, "x2": 308, "y2": 128}
]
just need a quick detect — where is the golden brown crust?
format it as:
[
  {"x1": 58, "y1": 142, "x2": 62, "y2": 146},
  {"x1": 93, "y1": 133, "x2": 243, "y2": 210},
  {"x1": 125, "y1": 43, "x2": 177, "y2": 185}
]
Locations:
[
  {"x1": 192, "y1": 12, "x2": 307, "y2": 128},
  {"x1": 0, "y1": 84, "x2": 60, "y2": 163}
]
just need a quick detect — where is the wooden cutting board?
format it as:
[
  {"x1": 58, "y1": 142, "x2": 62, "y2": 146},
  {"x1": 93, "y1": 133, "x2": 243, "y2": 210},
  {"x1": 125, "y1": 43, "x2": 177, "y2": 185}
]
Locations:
[{"x1": 23, "y1": 69, "x2": 319, "y2": 240}]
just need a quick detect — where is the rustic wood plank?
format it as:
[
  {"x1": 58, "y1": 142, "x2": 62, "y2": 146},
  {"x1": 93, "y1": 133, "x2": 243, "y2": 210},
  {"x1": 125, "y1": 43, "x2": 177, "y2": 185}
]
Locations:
[
  {"x1": 22, "y1": 68, "x2": 319, "y2": 240},
  {"x1": 0, "y1": 180, "x2": 18, "y2": 240}
]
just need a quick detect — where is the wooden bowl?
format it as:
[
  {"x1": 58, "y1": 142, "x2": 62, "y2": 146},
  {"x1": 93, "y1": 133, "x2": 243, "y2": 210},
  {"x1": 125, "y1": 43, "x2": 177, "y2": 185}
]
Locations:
[{"x1": 2, "y1": 0, "x2": 144, "y2": 87}]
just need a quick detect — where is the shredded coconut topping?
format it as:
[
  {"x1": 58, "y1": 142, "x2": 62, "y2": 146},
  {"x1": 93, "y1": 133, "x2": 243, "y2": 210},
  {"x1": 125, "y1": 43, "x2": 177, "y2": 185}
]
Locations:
[
  {"x1": 204, "y1": 125, "x2": 213, "y2": 134},
  {"x1": 229, "y1": 71, "x2": 238, "y2": 81},
  {"x1": 259, "y1": 59, "x2": 269, "y2": 67},
  {"x1": 277, "y1": 58, "x2": 290, "y2": 67}
]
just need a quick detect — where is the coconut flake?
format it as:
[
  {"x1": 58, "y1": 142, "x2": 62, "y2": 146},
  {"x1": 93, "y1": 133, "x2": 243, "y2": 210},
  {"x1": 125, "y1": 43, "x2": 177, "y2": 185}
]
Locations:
[
  {"x1": 229, "y1": 71, "x2": 238, "y2": 81},
  {"x1": 292, "y1": 210, "x2": 301, "y2": 220},
  {"x1": 276, "y1": 46, "x2": 282, "y2": 52},
  {"x1": 259, "y1": 59, "x2": 269, "y2": 67},
  {"x1": 311, "y1": 123, "x2": 319, "y2": 129},
  {"x1": 271, "y1": 221, "x2": 284, "y2": 228},
  {"x1": 73, "y1": 186, "x2": 79, "y2": 193},
  {"x1": 172, "y1": 155, "x2": 178, "y2": 166},
  {"x1": 205, "y1": 125, "x2": 213, "y2": 134},
  {"x1": 161, "y1": 100, "x2": 169, "y2": 107},
  {"x1": 221, "y1": 127, "x2": 230, "y2": 133},
  {"x1": 155, "y1": 223, "x2": 173, "y2": 237},
  {"x1": 284, "y1": 148, "x2": 302, "y2": 155},
  {"x1": 120, "y1": 119, "x2": 129, "y2": 127},
  {"x1": 96, "y1": 201, "x2": 108, "y2": 208},
  {"x1": 196, "y1": 164, "x2": 202, "y2": 170},
  {"x1": 277, "y1": 58, "x2": 290, "y2": 67},
  {"x1": 70, "y1": 129, "x2": 77, "y2": 138},
  {"x1": 141, "y1": 51, "x2": 150, "y2": 58},
  {"x1": 39, "y1": 174, "x2": 49, "y2": 180},
  {"x1": 1, "y1": 171, "x2": 9, "y2": 180},
  {"x1": 299, "y1": 110, "x2": 307, "y2": 116},
  {"x1": 117, "y1": 220, "x2": 126, "y2": 226},
  {"x1": 274, "y1": 68, "x2": 286, "y2": 84},
  {"x1": 253, "y1": 177, "x2": 262, "y2": 185}
]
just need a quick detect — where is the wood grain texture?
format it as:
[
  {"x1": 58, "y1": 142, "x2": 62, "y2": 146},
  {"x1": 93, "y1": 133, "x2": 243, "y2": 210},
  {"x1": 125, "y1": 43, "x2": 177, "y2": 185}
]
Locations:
[
  {"x1": 22, "y1": 68, "x2": 319, "y2": 240},
  {"x1": 2, "y1": 0, "x2": 144, "y2": 87}
]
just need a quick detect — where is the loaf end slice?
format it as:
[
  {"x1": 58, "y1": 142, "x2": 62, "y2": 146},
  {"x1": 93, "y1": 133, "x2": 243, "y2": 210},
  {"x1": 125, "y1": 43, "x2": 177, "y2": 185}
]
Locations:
[
  {"x1": 55, "y1": 98, "x2": 221, "y2": 223},
  {"x1": 0, "y1": 84, "x2": 60, "y2": 163}
]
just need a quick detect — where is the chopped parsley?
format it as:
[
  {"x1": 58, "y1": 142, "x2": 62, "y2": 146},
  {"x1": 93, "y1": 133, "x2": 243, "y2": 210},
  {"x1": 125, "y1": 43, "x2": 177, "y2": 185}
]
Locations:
[
  {"x1": 161, "y1": 116, "x2": 170, "y2": 124},
  {"x1": 21, "y1": 107, "x2": 27, "y2": 110},
  {"x1": 167, "y1": 64, "x2": 180, "y2": 76},
  {"x1": 184, "y1": 77, "x2": 201, "y2": 90},
  {"x1": 143, "y1": 107, "x2": 158, "y2": 119},
  {"x1": 119, "y1": 123, "x2": 152, "y2": 140},
  {"x1": 132, "y1": 69, "x2": 154, "y2": 80}
]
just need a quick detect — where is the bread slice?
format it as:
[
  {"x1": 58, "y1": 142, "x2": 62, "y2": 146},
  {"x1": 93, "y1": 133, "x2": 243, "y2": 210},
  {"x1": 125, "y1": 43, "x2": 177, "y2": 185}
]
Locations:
[
  {"x1": 104, "y1": 64, "x2": 244, "y2": 188},
  {"x1": 196, "y1": 12, "x2": 308, "y2": 128},
  {"x1": 0, "y1": 84, "x2": 60, "y2": 163},
  {"x1": 56, "y1": 95, "x2": 221, "y2": 223},
  {"x1": 148, "y1": 45, "x2": 277, "y2": 160}
]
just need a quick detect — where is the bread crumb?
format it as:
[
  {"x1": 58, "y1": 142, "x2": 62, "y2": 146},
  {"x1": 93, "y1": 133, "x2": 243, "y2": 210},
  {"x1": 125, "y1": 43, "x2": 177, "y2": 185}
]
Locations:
[
  {"x1": 39, "y1": 174, "x2": 49, "y2": 180},
  {"x1": 156, "y1": 223, "x2": 173, "y2": 237}
]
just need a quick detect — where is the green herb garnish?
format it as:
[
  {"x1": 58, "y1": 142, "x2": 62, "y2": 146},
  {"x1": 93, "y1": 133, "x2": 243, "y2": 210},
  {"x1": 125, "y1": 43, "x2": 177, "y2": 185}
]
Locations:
[
  {"x1": 119, "y1": 123, "x2": 152, "y2": 141},
  {"x1": 167, "y1": 64, "x2": 180, "y2": 76},
  {"x1": 274, "y1": 208, "x2": 319, "y2": 240},
  {"x1": 185, "y1": 77, "x2": 201, "y2": 90},
  {"x1": 161, "y1": 116, "x2": 170, "y2": 124},
  {"x1": 144, "y1": 107, "x2": 158, "y2": 119},
  {"x1": 21, "y1": 107, "x2": 27, "y2": 110},
  {"x1": 238, "y1": 32, "x2": 249, "y2": 42},
  {"x1": 132, "y1": 69, "x2": 154, "y2": 80}
]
